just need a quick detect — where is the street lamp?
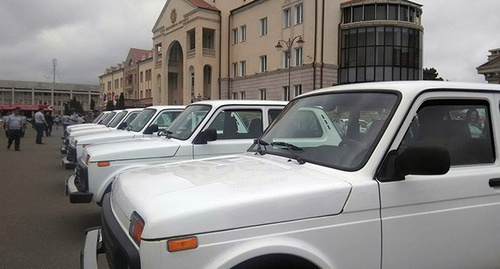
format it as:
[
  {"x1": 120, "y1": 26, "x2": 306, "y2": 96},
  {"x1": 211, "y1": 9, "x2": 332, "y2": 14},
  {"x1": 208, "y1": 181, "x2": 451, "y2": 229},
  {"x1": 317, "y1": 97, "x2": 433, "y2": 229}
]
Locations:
[{"x1": 275, "y1": 36, "x2": 304, "y2": 100}]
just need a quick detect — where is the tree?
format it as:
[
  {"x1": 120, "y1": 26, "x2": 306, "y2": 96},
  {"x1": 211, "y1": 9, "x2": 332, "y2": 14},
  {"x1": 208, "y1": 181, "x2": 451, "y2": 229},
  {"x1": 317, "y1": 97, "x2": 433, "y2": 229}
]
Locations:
[
  {"x1": 69, "y1": 96, "x2": 85, "y2": 115},
  {"x1": 116, "y1": 93, "x2": 125, "y2": 109},
  {"x1": 423, "y1": 68, "x2": 444, "y2": 81},
  {"x1": 63, "y1": 103, "x2": 70, "y2": 115},
  {"x1": 106, "y1": 100, "x2": 115, "y2": 111},
  {"x1": 90, "y1": 99, "x2": 96, "y2": 111}
]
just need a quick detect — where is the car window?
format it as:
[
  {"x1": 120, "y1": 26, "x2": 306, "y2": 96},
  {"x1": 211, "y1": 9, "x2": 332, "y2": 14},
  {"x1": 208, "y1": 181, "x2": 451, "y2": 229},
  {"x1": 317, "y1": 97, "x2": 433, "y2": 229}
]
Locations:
[
  {"x1": 128, "y1": 109, "x2": 156, "y2": 132},
  {"x1": 107, "y1": 111, "x2": 128, "y2": 128},
  {"x1": 152, "y1": 111, "x2": 182, "y2": 130},
  {"x1": 268, "y1": 109, "x2": 282, "y2": 124},
  {"x1": 207, "y1": 110, "x2": 263, "y2": 139},
  {"x1": 400, "y1": 100, "x2": 495, "y2": 165},
  {"x1": 124, "y1": 112, "x2": 140, "y2": 125}
]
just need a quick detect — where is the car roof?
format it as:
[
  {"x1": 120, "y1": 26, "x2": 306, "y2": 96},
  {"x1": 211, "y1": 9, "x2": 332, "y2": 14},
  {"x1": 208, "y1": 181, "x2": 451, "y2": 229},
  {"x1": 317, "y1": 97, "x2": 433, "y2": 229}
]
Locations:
[
  {"x1": 188, "y1": 100, "x2": 288, "y2": 108},
  {"x1": 123, "y1": 108, "x2": 143, "y2": 112},
  {"x1": 299, "y1": 81, "x2": 500, "y2": 100},
  {"x1": 144, "y1": 105, "x2": 186, "y2": 110}
]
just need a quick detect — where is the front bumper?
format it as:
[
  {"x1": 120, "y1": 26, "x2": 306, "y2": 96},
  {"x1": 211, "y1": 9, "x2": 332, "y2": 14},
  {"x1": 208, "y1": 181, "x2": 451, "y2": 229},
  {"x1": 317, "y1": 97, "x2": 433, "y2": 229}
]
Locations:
[
  {"x1": 81, "y1": 194, "x2": 141, "y2": 269},
  {"x1": 66, "y1": 174, "x2": 93, "y2": 203},
  {"x1": 81, "y1": 228, "x2": 104, "y2": 269},
  {"x1": 62, "y1": 156, "x2": 77, "y2": 170}
]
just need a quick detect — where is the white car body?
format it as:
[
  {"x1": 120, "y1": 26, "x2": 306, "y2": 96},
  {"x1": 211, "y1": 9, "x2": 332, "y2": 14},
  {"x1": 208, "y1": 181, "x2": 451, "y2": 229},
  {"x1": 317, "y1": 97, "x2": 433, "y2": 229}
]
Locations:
[
  {"x1": 67, "y1": 100, "x2": 286, "y2": 204},
  {"x1": 66, "y1": 111, "x2": 115, "y2": 133},
  {"x1": 68, "y1": 108, "x2": 142, "y2": 139},
  {"x1": 83, "y1": 81, "x2": 500, "y2": 269},
  {"x1": 62, "y1": 106, "x2": 185, "y2": 169}
]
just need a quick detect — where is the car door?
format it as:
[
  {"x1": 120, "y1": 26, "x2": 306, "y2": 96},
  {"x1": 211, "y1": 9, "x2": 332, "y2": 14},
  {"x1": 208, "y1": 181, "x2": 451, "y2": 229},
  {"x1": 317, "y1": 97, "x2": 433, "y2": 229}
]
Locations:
[
  {"x1": 378, "y1": 91, "x2": 500, "y2": 269},
  {"x1": 193, "y1": 107, "x2": 264, "y2": 159}
]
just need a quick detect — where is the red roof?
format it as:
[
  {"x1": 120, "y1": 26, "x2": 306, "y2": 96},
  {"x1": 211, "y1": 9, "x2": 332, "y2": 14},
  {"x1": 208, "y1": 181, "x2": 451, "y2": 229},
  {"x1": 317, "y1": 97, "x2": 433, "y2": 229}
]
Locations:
[
  {"x1": 130, "y1": 48, "x2": 152, "y2": 62},
  {"x1": 187, "y1": 0, "x2": 219, "y2": 11}
]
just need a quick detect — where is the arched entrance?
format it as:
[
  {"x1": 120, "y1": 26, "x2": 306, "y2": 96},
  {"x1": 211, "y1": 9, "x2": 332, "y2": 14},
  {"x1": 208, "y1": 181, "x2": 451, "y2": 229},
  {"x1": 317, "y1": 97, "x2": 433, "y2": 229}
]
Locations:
[
  {"x1": 167, "y1": 41, "x2": 183, "y2": 105},
  {"x1": 203, "y1": 65, "x2": 212, "y2": 99}
]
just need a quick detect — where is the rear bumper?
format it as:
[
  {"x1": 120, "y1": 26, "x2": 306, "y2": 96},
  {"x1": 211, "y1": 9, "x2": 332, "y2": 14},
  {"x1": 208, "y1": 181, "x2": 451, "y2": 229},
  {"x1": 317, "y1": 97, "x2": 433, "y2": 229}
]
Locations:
[
  {"x1": 62, "y1": 156, "x2": 77, "y2": 170},
  {"x1": 66, "y1": 174, "x2": 93, "y2": 203},
  {"x1": 80, "y1": 227, "x2": 104, "y2": 269}
]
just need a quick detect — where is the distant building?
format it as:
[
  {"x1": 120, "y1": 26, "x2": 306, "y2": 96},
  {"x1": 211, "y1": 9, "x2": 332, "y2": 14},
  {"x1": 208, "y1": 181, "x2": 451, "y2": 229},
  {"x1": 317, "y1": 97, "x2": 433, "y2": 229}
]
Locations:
[
  {"x1": 99, "y1": 0, "x2": 424, "y2": 106},
  {"x1": 477, "y1": 48, "x2": 500, "y2": 84},
  {"x1": 0, "y1": 80, "x2": 99, "y2": 115}
]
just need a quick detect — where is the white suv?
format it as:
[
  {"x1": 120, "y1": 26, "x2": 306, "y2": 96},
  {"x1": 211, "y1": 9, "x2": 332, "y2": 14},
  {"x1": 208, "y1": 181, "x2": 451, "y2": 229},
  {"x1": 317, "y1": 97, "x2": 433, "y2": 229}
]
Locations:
[
  {"x1": 82, "y1": 81, "x2": 500, "y2": 269},
  {"x1": 66, "y1": 100, "x2": 286, "y2": 205}
]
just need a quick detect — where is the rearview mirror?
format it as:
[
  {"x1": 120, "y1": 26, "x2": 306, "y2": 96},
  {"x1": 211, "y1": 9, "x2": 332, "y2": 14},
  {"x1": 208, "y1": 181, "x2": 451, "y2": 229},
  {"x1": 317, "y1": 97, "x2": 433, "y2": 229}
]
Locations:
[
  {"x1": 194, "y1": 128, "x2": 217, "y2": 144},
  {"x1": 143, "y1": 124, "x2": 159, "y2": 135},
  {"x1": 378, "y1": 145, "x2": 450, "y2": 182}
]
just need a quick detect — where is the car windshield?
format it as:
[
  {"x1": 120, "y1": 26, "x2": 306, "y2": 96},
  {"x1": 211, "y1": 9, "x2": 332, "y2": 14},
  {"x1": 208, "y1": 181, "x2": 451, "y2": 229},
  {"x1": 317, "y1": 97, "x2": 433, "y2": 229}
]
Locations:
[
  {"x1": 92, "y1": 113, "x2": 104, "y2": 124},
  {"x1": 128, "y1": 109, "x2": 156, "y2": 132},
  {"x1": 123, "y1": 112, "x2": 140, "y2": 125},
  {"x1": 100, "y1": 112, "x2": 116, "y2": 125},
  {"x1": 97, "y1": 113, "x2": 110, "y2": 124},
  {"x1": 107, "y1": 111, "x2": 128, "y2": 128},
  {"x1": 167, "y1": 105, "x2": 211, "y2": 140},
  {"x1": 254, "y1": 92, "x2": 399, "y2": 170}
]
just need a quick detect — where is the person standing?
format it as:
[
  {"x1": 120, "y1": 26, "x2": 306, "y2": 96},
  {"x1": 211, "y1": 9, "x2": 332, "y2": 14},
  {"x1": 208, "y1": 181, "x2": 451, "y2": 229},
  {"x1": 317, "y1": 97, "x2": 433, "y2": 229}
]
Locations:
[
  {"x1": 5, "y1": 107, "x2": 24, "y2": 151},
  {"x1": 3, "y1": 111, "x2": 11, "y2": 138},
  {"x1": 54, "y1": 115, "x2": 61, "y2": 130},
  {"x1": 34, "y1": 107, "x2": 48, "y2": 144},
  {"x1": 44, "y1": 111, "x2": 54, "y2": 137}
]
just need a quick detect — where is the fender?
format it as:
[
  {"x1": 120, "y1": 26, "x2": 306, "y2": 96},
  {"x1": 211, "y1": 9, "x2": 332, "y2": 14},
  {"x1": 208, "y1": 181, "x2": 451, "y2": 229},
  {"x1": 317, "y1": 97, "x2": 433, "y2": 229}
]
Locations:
[
  {"x1": 206, "y1": 237, "x2": 334, "y2": 269},
  {"x1": 94, "y1": 164, "x2": 150, "y2": 203}
]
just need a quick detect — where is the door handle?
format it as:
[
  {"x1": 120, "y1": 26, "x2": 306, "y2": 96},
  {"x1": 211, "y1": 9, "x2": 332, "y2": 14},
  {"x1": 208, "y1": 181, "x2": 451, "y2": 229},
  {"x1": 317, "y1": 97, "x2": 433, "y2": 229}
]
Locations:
[{"x1": 489, "y1": 178, "x2": 500, "y2": 187}]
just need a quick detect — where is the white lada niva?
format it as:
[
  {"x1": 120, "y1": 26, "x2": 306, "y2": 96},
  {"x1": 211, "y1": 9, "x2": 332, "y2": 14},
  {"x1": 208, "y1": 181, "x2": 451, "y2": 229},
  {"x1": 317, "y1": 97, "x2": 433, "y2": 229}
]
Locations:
[{"x1": 83, "y1": 82, "x2": 500, "y2": 269}]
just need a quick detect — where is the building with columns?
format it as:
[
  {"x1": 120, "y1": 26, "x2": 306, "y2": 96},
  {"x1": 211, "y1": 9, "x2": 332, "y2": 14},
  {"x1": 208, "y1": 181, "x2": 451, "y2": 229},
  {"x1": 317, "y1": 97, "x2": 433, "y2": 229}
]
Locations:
[
  {"x1": 99, "y1": 0, "x2": 424, "y2": 106},
  {"x1": 477, "y1": 48, "x2": 500, "y2": 84},
  {"x1": 0, "y1": 80, "x2": 99, "y2": 114}
]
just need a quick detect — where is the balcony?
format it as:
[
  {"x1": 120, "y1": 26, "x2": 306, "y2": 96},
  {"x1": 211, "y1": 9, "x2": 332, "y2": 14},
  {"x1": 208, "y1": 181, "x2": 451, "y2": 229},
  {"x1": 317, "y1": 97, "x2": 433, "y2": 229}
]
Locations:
[
  {"x1": 125, "y1": 97, "x2": 153, "y2": 108},
  {"x1": 203, "y1": 48, "x2": 215, "y2": 58}
]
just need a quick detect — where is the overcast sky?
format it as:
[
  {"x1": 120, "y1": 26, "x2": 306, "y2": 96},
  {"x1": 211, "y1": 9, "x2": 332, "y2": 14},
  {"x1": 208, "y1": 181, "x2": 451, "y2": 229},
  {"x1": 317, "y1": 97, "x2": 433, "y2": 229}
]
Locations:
[{"x1": 0, "y1": 0, "x2": 499, "y2": 85}]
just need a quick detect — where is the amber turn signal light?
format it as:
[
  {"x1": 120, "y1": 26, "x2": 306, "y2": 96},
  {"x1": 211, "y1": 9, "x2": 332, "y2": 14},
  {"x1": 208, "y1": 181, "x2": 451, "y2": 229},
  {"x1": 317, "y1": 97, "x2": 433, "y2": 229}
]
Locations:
[
  {"x1": 97, "y1": 161, "x2": 110, "y2": 167},
  {"x1": 167, "y1": 237, "x2": 198, "y2": 252}
]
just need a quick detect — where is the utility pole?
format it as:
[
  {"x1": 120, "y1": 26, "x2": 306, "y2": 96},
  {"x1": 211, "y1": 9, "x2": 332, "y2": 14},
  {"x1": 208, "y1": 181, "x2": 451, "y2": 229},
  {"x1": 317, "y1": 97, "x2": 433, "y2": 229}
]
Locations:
[{"x1": 52, "y1": 58, "x2": 57, "y2": 113}]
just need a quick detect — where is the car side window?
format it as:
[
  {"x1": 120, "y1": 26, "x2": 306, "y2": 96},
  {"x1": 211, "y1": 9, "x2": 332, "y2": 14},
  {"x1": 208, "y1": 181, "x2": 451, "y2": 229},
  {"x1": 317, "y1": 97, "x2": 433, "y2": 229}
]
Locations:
[
  {"x1": 400, "y1": 100, "x2": 495, "y2": 166},
  {"x1": 153, "y1": 111, "x2": 182, "y2": 130},
  {"x1": 207, "y1": 109, "x2": 263, "y2": 139},
  {"x1": 268, "y1": 109, "x2": 283, "y2": 124}
]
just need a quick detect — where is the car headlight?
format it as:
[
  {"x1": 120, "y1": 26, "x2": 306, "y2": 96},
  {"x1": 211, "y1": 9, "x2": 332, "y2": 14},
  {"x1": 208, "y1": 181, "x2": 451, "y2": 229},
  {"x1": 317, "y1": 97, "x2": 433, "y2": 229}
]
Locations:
[{"x1": 129, "y1": 212, "x2": 145, "y2": 246}]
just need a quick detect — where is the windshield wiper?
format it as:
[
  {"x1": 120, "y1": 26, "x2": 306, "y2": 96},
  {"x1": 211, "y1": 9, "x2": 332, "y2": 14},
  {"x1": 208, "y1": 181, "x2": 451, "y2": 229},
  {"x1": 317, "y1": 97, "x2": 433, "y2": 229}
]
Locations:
[
  {"x1": 270, "y1": 141, "x2": 306, "y2": 165},
  {"x1": 254, "y1": 139, "x2": 269, "y2": 155}
]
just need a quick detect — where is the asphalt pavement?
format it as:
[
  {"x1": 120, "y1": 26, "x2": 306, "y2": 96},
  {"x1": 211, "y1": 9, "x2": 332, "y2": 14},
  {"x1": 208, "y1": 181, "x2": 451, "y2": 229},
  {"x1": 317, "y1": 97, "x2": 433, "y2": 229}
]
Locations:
[{"x1": 0, "y1": 126, "x2": 108, "y2": 269}]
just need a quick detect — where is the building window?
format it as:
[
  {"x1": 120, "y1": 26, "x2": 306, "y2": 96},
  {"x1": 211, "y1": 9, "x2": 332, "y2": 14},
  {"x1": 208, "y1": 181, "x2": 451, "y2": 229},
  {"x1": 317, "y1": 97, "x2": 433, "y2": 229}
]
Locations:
[
  {"x1": 140, "y1": 72, "x2": 143, "y2": 83},
  {"x1": 283, "y1": 51, "x2": 291, "y2": 68},
  {"x1": 364, "y1": 4, "x2": 375, "y2": 21},
  {"x1": 294, "y1": 47, "x2": 303, "y2": 66},
  {"x1": 189, "y1": 30, "x2": 196, "y2": 50},
  {"x1": 120, "y1": 78, "x2": 123, "y2": 87},
  {"x1": 295, "y1": 4, "x2": 303, "y2": 25},
  {"x1": 294, "y1": 84, "x2": 303, "y2": 97},
  {"x1": 232, "y1": 28, "x2": 238, "y2": 44},
  {"x1": 283, "y1": 86, "x2": 290, "y2": 101},
  {"x1": 240, "y1": 91, "x2": 246, "y2": 100},
  {"x1": 259, "y1": 55, "x2": 267, "y2": 72},
  {"x1": 260, "y1": 17, "x2": 267, "y2": 36},
  {"x1": 353, "y1": 6, "x2": 363, "y2": 22},
  {"x1": 156, "y1": 43, "x2": 162, "y2": 56},
  {"x1": 259, "y1": 89, "x2": 267, "y2": 100},
  {"x1": 240, "y1": 25, "x2": 246, "y2": 42},
  {"x1": 232, "y1": 92, "x2": 238, "y2": 100},
  {"x1": 232, "y1": 62, "x2": 238, "y2": 77},
  {"x1": 283, "y1": 8, "x2": 291, "y2": 28},
  {"x1": 239, "y1": 61, "x2": 246, "y2": 76}
]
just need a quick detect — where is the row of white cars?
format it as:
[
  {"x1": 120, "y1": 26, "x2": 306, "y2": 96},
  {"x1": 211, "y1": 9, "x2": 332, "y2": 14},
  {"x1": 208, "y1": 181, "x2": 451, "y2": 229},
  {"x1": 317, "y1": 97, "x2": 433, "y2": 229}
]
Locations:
[{"x1": 65, "y1": 81, "x2": 500, "y2": 269}]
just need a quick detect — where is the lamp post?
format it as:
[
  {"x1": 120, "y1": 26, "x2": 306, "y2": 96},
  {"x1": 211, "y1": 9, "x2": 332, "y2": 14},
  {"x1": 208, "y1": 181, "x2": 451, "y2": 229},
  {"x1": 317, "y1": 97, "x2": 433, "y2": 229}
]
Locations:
[{"x1": 275, "y1": 35, "x2": 304, "y2": 100}]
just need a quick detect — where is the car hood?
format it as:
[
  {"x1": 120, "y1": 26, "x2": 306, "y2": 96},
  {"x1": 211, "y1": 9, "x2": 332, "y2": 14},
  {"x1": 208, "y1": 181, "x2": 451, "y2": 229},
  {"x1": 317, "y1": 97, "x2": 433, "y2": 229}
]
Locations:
[
  {"x1": 70, "y1": 127, "x2": 113, "y2": 138},
  {"x1": 68, "y1": 124, "x2": 104, "y2": 132},
  {"x1": 74, "y1": 130, "x2": 137, "y2": 145},
  {"x1": 112, "y1": 154, "x2": 352, "y2": 239},
  {"x1": 86, "y1": 137, "x2": 180, "y2": 162}
]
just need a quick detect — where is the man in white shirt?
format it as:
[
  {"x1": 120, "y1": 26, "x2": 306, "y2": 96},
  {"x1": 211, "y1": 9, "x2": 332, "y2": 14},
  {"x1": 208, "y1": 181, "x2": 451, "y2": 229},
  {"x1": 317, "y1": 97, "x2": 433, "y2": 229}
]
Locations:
[
  {"x1": 34, "y1": 107, "x2": 47, "y2": 144},
  {"x1": 5, "y1": 107, "x2": 24, "y2": 151}
]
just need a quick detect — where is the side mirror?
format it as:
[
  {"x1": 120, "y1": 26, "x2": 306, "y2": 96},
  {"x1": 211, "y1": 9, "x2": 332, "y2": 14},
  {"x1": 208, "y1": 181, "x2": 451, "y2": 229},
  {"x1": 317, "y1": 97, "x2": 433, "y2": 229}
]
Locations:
[
  {"x1": 117, "y1": 122, "x2": 127, "y2": 130},
  {"x1": 378, "y1": 145, "x2": 450, "y2": 182},
  {"x1": 143, "y1": 124, "x2": 159, "y2": 135},
  {"x1": 194, "y1": 128, "x2": 217, "y2": 144}
]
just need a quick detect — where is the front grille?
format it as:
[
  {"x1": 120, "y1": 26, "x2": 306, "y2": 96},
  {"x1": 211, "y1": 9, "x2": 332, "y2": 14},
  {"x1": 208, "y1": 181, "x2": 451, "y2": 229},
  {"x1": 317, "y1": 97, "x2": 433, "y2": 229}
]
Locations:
[
  {"x1": 68, "y1": 146, "x2": 77, "y2": 162},
  {"x1": 101, "y1": 194, "x2": 140, "y2": 269},
  {"x1": 75, "y1": 158, "x2": 89, "y2": 191}
]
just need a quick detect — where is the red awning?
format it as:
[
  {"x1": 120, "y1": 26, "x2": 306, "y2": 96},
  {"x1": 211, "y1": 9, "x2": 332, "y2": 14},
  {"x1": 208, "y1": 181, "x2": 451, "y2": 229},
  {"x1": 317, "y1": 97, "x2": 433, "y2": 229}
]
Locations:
[{"x1": 0, "y1": 104, "x2": 50, "y2": 111}]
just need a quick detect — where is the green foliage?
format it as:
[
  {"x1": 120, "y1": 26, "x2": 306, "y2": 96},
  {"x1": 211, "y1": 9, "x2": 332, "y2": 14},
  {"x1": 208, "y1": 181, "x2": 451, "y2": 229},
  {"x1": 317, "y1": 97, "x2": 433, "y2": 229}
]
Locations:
[
  {"x1": 106, "y1": 100, "x2": 115, "y2": 111},
  {"x1": 68, "y1": 97, "x2": 85, "y2": 115},
  {"x1": 117, "y1": 93, "x2": 125, "y2": 109},
  {"x1": 423, "y1": 68, "x2": 444, "y2": 81},
  {"x1": 64, "y1": 103, "x2": 70, "y2": 115}
]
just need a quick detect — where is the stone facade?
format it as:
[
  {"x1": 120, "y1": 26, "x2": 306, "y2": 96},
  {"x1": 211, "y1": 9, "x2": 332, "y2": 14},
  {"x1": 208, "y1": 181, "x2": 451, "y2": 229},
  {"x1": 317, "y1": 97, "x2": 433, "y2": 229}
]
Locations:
[{"x1": 477, "y1": 49, "x2": 500, "y2": 84}]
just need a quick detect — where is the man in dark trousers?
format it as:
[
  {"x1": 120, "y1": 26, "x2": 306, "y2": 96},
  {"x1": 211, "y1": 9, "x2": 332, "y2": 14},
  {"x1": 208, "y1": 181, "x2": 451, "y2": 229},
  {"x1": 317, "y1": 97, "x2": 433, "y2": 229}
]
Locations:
[
  {"x1": 44, "y1": 111, "x2": 54, "y2": 137},
  {"x1": 5, "y1": 107, "x2": 24, "y2": 151},
  {"x1": 34, "y1": 107, "x2": 47, "y2": 144}
]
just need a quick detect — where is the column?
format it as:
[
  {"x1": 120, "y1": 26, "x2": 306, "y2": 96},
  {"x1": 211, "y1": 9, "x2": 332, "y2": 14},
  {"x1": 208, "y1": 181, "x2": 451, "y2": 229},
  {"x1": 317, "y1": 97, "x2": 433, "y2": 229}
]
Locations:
[
  {"x1": 31, "y1": 89, "x2": 35, "y2": 105},
  {"x1": 88, "y1": 92, "x2": 91, "y2": 111},
  {"x1": 11, "y1": 88, "x2": 15, "y2": 104}
]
